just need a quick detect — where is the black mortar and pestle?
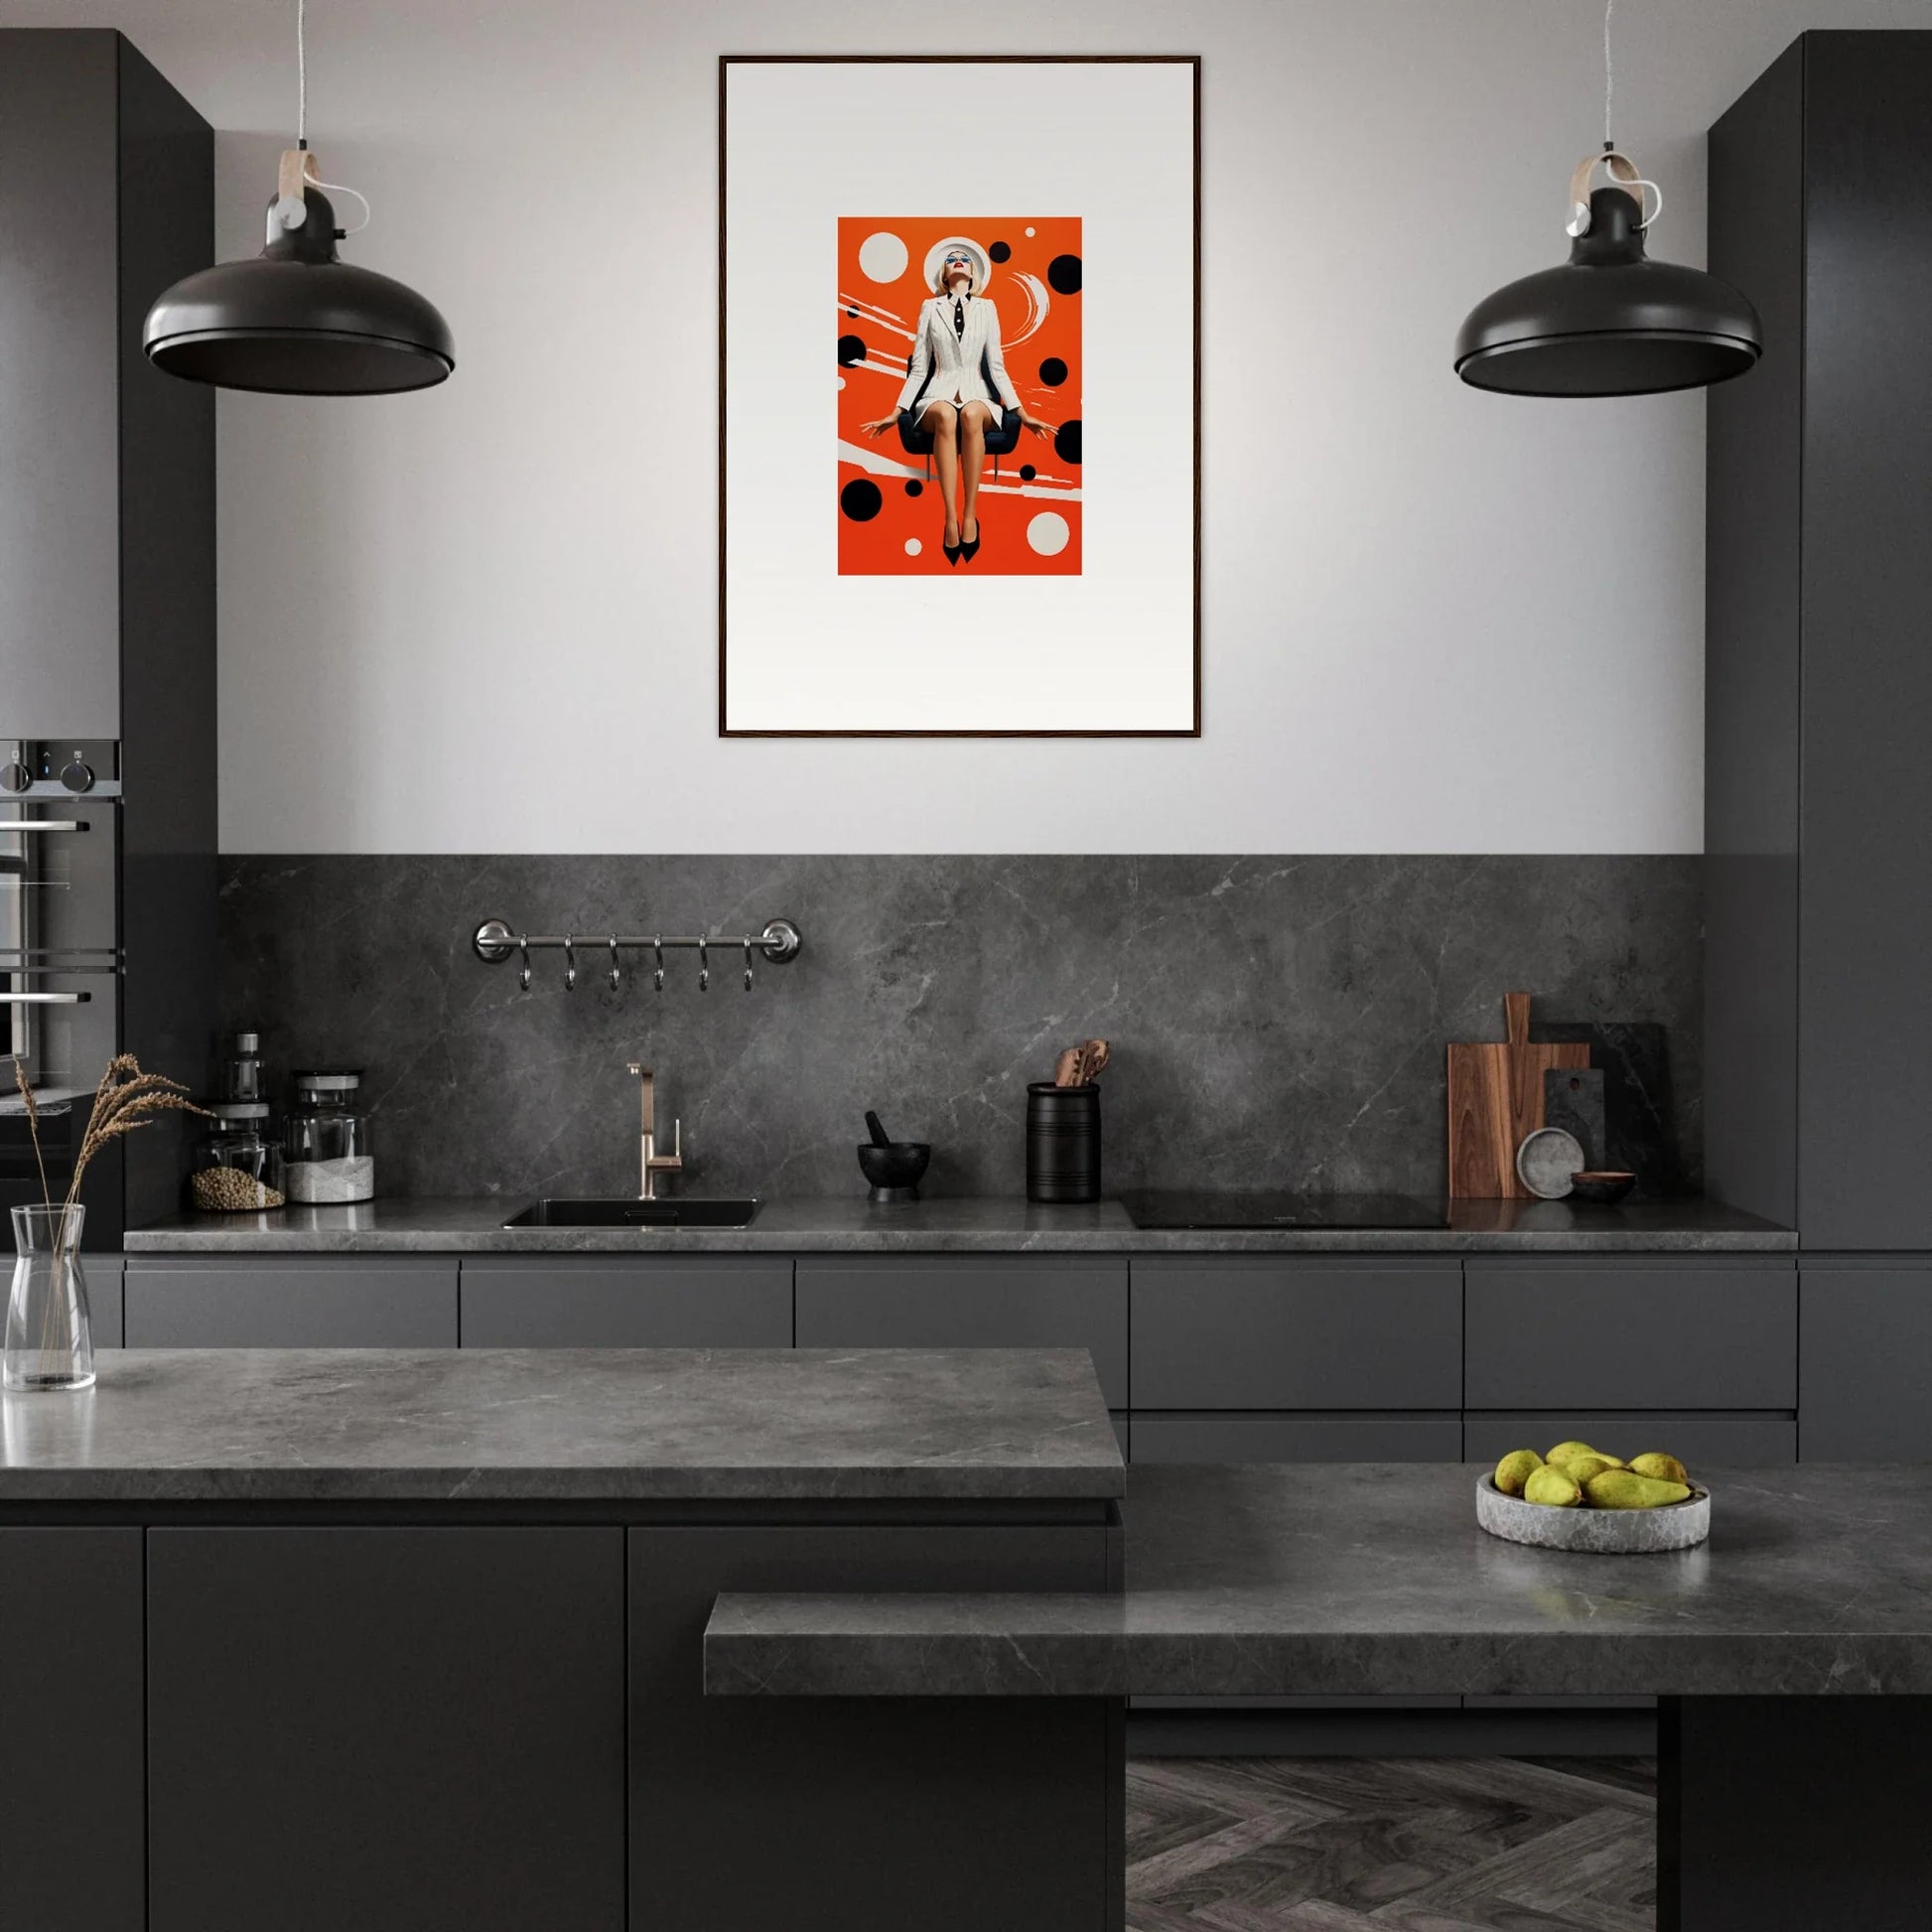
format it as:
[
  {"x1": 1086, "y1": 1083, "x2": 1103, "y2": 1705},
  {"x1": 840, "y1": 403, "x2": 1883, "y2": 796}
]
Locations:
[{"x1": 859, "y1": 1110, "x2": 930, "y2": 1202}]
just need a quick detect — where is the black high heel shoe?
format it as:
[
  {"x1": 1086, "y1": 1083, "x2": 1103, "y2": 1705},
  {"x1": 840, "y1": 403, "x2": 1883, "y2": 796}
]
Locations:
[
  {"x1": 959, "y1": 515, "x2": 981, "y2": 563},
  {"x1": 942, "y1": 524, "x2": 962, "y2": 567}
]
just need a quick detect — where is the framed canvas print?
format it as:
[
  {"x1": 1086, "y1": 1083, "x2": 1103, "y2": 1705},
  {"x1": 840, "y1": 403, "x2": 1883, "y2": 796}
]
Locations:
[{"x1": 720, "y1": 55, "x2": 1200, "y2": 737}]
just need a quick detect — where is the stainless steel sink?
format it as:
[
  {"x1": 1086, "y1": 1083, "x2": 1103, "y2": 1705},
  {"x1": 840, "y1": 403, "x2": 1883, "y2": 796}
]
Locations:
[{"x1": 502, "y1": 1197, "x2": 760, "y2": 1229}]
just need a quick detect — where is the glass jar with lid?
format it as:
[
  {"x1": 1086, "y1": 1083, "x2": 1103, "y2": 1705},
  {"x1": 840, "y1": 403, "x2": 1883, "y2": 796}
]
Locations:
[
  {"x1": 190, "y1": 1103, "x2": 287, "y2": 1213},
  {"x1": 283, "y1": 1068, "x2": 375, "y2": 1204}
]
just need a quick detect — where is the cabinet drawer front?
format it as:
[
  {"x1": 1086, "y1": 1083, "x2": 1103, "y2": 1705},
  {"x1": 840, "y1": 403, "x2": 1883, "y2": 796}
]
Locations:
[
  {"x1": 1130, "y1": 1414, "x2": 1462, "y2": 1463},
  {"x1": 125, "y1": 1262, "x2": 458, "y2": 1348},
  {"x1": 1464, "y1": 1262, "x2": 1795, "y2": 1410},
  {"x1": 793, "y1": 1259, "x2": 1128, "y2": 1408},
  {"x1": 1130, "y1": 1260, "x2": 1461, "y2": 1411},
  {"x1": 1462, "y1": 1412, "x2": 1797, "y2": 1466},
  {"x1": 1800, "y1": 1267, "x2": 1932, "y2": 1460},
  {"x1": 460, "y1": 1260, "x2": 791, "y2": 1349}
]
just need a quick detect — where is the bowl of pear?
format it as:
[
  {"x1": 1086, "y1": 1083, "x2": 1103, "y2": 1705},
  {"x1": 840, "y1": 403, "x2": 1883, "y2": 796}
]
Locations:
[{"x1": 1478, "y1": 1441, "x2": 1709, "y2": 1553}]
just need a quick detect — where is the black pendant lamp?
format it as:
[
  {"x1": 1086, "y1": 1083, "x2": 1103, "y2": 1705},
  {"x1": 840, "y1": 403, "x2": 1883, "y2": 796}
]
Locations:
[
  {"x1": 1454, "y1": 1, "x2": 1759, "y2": 397},
  {"x1": 143, "y1": 0, "x2": 453, "y2": 395}
]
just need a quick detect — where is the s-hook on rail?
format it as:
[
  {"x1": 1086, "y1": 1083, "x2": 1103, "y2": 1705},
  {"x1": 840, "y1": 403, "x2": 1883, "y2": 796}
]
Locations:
[{"x1": 472, "y1": 917, "x2": 802, "y2": 994}]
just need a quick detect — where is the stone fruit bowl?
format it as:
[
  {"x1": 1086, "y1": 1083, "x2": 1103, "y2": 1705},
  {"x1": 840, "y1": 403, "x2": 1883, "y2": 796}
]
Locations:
[{"x1": 1476, "y1": 1474, "x2": 1711, "y2": 1553}]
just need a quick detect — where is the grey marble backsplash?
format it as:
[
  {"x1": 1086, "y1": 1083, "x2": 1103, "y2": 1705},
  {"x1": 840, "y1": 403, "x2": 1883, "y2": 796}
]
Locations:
[{"x1": 217, "y1": 856, "x2": 1702, "y2": 1203}]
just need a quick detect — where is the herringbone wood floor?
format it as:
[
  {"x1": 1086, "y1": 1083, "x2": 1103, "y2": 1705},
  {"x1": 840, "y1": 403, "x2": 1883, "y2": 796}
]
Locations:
[{"x1": 1126, "y1": 1756, "x2": 1656, "y2": 1931}]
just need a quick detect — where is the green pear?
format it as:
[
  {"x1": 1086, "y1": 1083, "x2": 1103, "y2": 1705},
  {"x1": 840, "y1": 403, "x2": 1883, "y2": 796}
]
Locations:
[
  {"x1": 1585, "y1": 1469, "x2": 1693, "y2": 1510},
  {"x1": 1629, "y1": 1451, "x2": 1690, "y2": 1485},
  {"x1": 1524, "y1": 1465, "x2": 1584, "y2": 1507},
  {"x1": 1546, "y1": 1440, "x2": 1603, "y2": 1465},
  {"x1": 1494, "y1": 1449, "x2": 1543, "y2": 1496},
  {"x1": 1552, "y1": 1452, "x2": 1621, "y2": 1485}
]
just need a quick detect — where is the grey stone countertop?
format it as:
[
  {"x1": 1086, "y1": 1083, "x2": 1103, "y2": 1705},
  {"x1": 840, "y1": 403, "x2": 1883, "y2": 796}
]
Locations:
[
  {"x1": 0, "y1": 1347, "x2": 1123, "y2": 1504},
  {"x1": 121, "y1": 1194, "x2": 1795, "y2": 1254},
  {"x1": 705, "y1": 1462, "x2": 1932, "y2": 1699}
]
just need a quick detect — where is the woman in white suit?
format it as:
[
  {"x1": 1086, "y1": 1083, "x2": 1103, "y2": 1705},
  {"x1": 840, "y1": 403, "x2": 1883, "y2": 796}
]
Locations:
[{"x1": 861, "y1": 241, "x2": 1054, "y2": 565}]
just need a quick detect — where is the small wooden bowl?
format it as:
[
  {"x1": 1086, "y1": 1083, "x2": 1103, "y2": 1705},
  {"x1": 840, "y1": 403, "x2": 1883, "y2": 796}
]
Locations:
[{"x1": 1568, "y1": 1171, "x2": 1637, "y2": 1205}]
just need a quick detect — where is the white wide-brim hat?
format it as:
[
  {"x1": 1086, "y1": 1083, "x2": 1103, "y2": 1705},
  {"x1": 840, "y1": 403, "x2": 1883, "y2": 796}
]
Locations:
[{"x1": 924, "y1": 236, "x2": 992, "y2": 294}]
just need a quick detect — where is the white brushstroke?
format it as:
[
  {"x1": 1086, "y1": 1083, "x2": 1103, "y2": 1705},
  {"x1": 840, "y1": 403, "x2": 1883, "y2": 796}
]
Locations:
[
  {"x1": 838, "y1": 293, "x2": 912, "y2": 335},
  {"x1": 1008, "y1": 272, "x2": 1050, "y2": 346},
  {"x1": 856, "y1": 359, "x2": 905, "y2": 379},
  {"x1": 836, "y1": 439, "x2": 921, "y2": 479}
]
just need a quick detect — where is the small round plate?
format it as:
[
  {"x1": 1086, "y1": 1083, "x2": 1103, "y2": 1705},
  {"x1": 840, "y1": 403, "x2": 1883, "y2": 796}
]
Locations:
[
  {"x1": 1516, "y1": 1126, "x2": 1586, "y2": 1199},
  {"x1": 1476, "y1": 1475, "x2": 1711, "y2": 1553}
]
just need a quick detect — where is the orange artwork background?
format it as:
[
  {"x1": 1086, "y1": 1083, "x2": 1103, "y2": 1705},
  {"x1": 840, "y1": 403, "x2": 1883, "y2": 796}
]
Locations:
[{"x1": 836, "y1": 216, "x2": 1082, "y2": 577}]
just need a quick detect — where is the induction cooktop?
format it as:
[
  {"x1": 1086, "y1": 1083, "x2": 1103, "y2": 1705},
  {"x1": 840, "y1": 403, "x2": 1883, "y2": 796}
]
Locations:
[{"x1": 1118, "y1": 1191, "x2": 1449, "y2": 1231}]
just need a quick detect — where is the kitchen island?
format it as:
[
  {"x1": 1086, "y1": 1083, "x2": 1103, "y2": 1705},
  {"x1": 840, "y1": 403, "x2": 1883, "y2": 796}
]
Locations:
[
  {"x1": 0, "y1": 1346, "x2": 1124, "y2": 1932},
  {"x1": 713, "y1": 1461, "x2": 1932, "y2": 1932}
]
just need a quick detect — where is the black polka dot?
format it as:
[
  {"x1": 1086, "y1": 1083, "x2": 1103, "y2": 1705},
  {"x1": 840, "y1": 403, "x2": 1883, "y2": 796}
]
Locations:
[
  {"x1": 904, "y1": 479, "x2": 923, "y2": 496},
  {"x1": 1053, "y1": 420, "x2": 1081, "y2": 466},
  {"x1": 988, "y1": 239, "x2": 1011, "y2": 263},
  {"x1": 1038, "y1": 356, "x2": 1067, "y2": 386},
  {"x1": 840, "y1": 479, "x2": 883, "y2": 522},
  {"x1": 1020, "y1": 464, "x2": 1036, "y2": 482},
  {"x1": 845, "y1": 307, "x2": 858, "y2": 317},
  {"x1": 1046, "y1": 254, "x2": 1082, "y2": 296},
  {"x1": 837, "y1": 334, "x2": 867, "y2": 365}
]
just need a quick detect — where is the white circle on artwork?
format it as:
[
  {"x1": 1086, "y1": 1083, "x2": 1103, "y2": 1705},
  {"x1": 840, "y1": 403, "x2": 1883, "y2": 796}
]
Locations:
[
  {"x1": 835, "y1": 375, "x2": 845, "y2": 389},
  {"x1": 858, "y1": 230, "x2": 909, "y2": 283},
  {"x1": 1025, "y1": 225, "x2": 1036, "y2": 236},
  {"x1": 904, "y1": 538, "x2": 922, "y2": 556},
  {"x1": 1027, "y1": 511, "x2": 1070, "y2": 557}
]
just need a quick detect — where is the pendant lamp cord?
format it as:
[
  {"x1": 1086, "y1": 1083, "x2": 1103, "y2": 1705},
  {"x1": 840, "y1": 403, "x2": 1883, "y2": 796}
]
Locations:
[
  {"x1": 296, "y1": 0, "x2": 307, "y2": 148},
  {"x1": 1602, "y1": 0, "x2": 1614, "y2": 148}
]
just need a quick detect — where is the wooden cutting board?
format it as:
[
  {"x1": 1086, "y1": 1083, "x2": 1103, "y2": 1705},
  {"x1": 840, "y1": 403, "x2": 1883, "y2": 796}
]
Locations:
[{"x1": 1448, "y1": 993, "x2": 1590, "y2": 1198}]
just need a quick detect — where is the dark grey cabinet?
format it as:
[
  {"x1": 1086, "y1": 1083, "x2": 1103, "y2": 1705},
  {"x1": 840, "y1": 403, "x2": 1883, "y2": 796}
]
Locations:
[
  {"x1": 1133, "y1": 1415, "x2": 1461, "y2": 1463},
  {"x1": 629, "y1": 1523, "x2": 1115, "y2": 1931},
  {"x1": 1708, "y1": 33, "x2": 1932, "y2": 1250},
  {"x1": 1800, "y1": 1264, "x2": 1932, "y2": 1460},
  {"x1": 0, "y1": 1529, "x2": 144, "y2": 1931},
  {"x1": 85, "y1": 1254, "x2": 123, "y2": 1347},
  {"x1": 1131, "y1": 1258, "x2": 1461, "y2": 1411},
  {"x1": 1463, "y1": 1413, "x2": 1797, "y2": 1467},
  {"x1": 125, "y1": 1258, "x2": 458, "y2": 1346},
  {"x1": 460, "y1": 1256, "x2": 791, "y2": 1347},
  {"x1": 147, "y1": 1527, "x2": 625, "y2": 1932},
  {"x1": 1464, "y1": 1260, "x2": 1796, "y2": 1411},
  {"x1": 795, "y1": 1257, "x2": 1129, "y2": 1408}
]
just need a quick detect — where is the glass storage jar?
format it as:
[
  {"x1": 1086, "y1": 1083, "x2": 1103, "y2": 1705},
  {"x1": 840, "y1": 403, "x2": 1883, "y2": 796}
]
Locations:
[
  {"x1": 284, "y1": 1069, "x2": 375, "y2": 1204},
  {"x1": 190, "y1": 1103, "x2": 287, "y2": 1212}
]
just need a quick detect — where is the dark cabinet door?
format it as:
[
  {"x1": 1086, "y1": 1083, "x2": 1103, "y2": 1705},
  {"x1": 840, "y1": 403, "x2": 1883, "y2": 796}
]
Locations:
[
  {"x1": 1801, "y1": 1265, "x2": 1932, "y2": 1460},
  {"x1": 0, "y1": 1529, "x2": 144, "y2": 1932},
  {"x1": 796, "y1": 1257, "x2": 1129, "y2": 1407},
  {"x1": 148, "y1": 1528, "x2": 625, "y2": 1932},
  {"x1": 460, "y1": 1256, "x2": 792, "y2": 1347},
  {"x1": 125, "y1": 1258, "x2": 459, "y2": 1346},
  {"x1": 0, "y1": 31, "x2": 120, "y2": 734},
  {"x1": 630, "y1": 1523, "x2": 1116, "y2": 1932},
  {"x1": 1131, "y1": 1258, "x2": 1461, "y2": 1411}
]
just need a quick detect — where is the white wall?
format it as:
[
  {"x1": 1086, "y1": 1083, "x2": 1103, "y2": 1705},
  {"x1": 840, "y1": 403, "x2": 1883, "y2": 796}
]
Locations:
[{"x1": 2, "y1": 0, "x2": 1921, "y2": 853}]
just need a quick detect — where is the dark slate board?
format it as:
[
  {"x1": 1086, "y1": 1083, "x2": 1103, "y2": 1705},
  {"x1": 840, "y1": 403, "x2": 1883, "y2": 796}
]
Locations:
[
  {"x1": 1543, "y1": 1066, "x2": 1607, "y2": 1172},
  {"x1": 1530, "y1": 1023, "x2": 1683, "y2": 1199}
]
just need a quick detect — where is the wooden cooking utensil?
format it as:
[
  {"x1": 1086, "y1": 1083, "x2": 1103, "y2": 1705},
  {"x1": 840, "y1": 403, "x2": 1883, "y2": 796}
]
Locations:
[
  {"x1": 1447, "y1": 993, "x2": 1589, "y2": 1198},
  {"x1": 1053, "y1": 1047, "x2": 1082, "y2": 1087}
]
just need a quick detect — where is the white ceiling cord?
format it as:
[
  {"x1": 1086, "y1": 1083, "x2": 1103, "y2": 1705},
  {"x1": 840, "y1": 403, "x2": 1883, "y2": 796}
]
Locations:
[
  {"x1": 284, "y1": 0, "x2": 372, "y2": 235},
  {"x1": 1603, "y1": 0, "x2": 1614, "y2": 149}
]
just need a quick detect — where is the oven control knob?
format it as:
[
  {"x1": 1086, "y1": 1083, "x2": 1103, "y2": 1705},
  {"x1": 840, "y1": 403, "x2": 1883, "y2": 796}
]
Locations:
[
  {"x1": 0, "y1": 761, "x2": 28, "y2": 793},
  {"x1": 60, "y1": 759, "x2": 94, "y2": 794}
]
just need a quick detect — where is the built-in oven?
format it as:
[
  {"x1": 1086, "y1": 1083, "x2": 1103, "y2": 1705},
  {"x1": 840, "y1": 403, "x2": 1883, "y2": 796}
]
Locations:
[{"x1": 1, "y1": 742, "x2": 123, "y2": 1231}]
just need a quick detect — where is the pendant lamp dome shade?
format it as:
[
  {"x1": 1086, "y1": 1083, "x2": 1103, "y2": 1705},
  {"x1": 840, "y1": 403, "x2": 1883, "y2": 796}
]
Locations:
[
  {"x1": 144, "y1": 181, "x2": 454, "y2": 395},
  {"x1": 1455, "y1": 183, "x2": 1759, "y2": 397}
]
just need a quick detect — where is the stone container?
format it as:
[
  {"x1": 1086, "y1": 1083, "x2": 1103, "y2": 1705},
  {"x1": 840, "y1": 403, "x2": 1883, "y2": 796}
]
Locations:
[{"x1": 1476, "y1": 1474, "x2": 1711, "y2": 1553}]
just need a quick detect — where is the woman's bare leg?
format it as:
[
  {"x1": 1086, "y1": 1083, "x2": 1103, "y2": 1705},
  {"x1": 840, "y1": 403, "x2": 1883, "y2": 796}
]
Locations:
[
  {"x1": 959, "y1": 401, "x2": 993, "y2": 542},
  {"x1": 918, "y1": 401, "x2": 961, "y2": 545}
]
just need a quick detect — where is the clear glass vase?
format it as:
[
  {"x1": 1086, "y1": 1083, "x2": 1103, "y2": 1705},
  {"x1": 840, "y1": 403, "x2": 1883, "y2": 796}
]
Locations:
[{"x1": 6, "y1": 1204, "x2": 95, "y2": 1394}]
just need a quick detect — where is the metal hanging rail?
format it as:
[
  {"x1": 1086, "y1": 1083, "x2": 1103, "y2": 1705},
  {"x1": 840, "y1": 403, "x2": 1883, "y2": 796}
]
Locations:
[{"x1": 471, "y1": 916, "x2": 802, "y2": 993}]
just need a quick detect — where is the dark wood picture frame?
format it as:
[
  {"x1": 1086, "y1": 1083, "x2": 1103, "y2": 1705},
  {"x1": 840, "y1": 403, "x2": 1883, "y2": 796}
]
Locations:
[{"x1": 718, "y1": 53, "x2": 1202, "y2": 739}]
